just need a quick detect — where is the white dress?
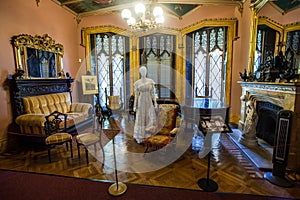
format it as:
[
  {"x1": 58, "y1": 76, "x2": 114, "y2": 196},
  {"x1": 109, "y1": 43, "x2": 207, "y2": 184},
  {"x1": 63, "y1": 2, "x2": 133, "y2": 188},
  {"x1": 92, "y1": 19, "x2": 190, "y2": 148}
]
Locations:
[{"x1": 133, "y1": 78, "x2": 156, "y2": 143}]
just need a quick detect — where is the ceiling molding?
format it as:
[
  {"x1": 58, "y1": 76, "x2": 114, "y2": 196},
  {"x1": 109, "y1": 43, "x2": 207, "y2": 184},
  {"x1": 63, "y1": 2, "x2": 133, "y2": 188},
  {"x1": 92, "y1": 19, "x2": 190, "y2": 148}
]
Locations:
[
  {"x1": 52, "y1": 0, "x2": 79, "y2": 16},
  {"x1": 61, "y1": 0, "x2": 84, "y2": 5},
  {"x1": 269, "y1": 1, "x2": 286, "y2": 15},
  {"x1": 158, "y1": 0, "x2": 244, "y2": 12},
  {"x1": 258, "y1": 16, "x2": 284, "y2": 31}
]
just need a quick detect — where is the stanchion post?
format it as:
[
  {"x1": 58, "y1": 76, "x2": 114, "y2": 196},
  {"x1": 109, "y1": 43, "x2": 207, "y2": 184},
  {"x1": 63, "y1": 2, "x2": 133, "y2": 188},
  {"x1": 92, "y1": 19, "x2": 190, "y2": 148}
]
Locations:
[{"x1": 108, "y1": 134, "x2": 127, "y2": 196}]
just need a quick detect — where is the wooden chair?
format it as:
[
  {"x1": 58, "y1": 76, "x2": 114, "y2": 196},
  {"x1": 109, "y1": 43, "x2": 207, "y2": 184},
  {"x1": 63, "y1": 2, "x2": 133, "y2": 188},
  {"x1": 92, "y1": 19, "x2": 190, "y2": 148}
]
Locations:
[
  {"x1": 76, "y1": 132, "x2": 101, "y2": 165},
  {"x1": 75, "y1": 94, "x2": 105, "y2": 165},
  {"x1": 76, "y1": 109, "x2": 103, "y2": 165},
  {"x1": 195, "y1": 84, "x2": 213, "y2": 98},
  {"x1": 44, "y1": 111, "x2": 73, "y2": 163},
  {"x1": 105, "y1": 87, "x2": 123, "y2": 118},
  {"x1": 127, "y1": 94, "x2": 136, "y2": 120},
  {"x1": 143, "y1": 104, "x2": 181, "y2": 153}
]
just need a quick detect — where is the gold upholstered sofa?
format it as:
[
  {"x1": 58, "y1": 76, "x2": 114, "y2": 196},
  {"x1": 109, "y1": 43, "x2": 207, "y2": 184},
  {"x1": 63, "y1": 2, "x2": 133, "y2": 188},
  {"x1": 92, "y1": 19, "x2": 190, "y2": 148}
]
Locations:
[{"x1": 15, "y1": 92, "x2": 93, "y2": 137}]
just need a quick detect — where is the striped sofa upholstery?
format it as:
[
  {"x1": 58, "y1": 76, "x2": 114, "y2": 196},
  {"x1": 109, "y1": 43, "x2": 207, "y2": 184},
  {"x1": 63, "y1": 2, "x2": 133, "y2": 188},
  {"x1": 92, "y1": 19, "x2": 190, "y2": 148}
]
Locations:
[{"x1": 16, "y1": 92, "x2": 93, "y2": 136}]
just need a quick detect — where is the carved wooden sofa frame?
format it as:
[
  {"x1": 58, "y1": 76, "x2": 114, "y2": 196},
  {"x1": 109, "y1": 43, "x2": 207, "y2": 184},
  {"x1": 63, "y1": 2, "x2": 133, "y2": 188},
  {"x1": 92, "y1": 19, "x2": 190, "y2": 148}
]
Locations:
[{"x1": 7, "y1": 78, "x2": 94, "y2": 145}]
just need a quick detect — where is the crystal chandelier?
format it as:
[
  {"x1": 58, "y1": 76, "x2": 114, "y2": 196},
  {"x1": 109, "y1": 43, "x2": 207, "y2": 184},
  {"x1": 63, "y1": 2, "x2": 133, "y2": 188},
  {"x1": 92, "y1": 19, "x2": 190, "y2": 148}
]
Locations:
[{"x1": 121, "y1": 2, "x2": 164, "y2": 31}]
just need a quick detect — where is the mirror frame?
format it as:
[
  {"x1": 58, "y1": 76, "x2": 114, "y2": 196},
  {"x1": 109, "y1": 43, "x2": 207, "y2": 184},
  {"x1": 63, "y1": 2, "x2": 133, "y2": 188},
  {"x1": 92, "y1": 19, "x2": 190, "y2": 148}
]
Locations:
[
  {"x1": 11, "y1": 34, "x2": 64, "y2": 79},
  {"x1": 257, "y1": 16, "x2": 284, "y2": 55},
  {"x1": 249, "y1": 15, "x2": 300, "y2": 81},
  {"x1": 283, "y1": 23, "x2": 300, "y2": 52}
]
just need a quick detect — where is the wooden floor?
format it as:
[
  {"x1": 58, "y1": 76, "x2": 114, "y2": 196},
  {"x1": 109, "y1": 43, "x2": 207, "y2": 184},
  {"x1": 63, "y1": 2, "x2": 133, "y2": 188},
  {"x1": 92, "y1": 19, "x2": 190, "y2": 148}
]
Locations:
[{"x1": 0, "y1": 117, "x2": 299, "y2": 199}]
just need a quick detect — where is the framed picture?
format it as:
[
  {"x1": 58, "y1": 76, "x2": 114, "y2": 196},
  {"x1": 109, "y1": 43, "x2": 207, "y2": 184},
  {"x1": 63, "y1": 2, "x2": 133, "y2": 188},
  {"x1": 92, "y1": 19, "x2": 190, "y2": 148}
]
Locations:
[{"x1": 81, "y1": 75, "x2": 98, "y2": 95}]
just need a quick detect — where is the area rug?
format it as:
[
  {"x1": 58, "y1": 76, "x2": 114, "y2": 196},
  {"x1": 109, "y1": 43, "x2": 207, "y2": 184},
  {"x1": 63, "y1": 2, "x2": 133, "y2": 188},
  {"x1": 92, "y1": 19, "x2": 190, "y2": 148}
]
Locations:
[{"x1": 0, "y1": 169, "x2": 294, "y2": 200}]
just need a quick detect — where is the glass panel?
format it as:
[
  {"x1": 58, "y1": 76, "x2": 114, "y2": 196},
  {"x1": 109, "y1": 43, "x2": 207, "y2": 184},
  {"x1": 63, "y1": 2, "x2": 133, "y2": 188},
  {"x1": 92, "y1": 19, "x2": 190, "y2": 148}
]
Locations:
[
  {"x1": 194, "y1": 30, "x2": 207, "y2": 97},
  {"x1": 286, "y1": 30, "x2": 300, "y2": 74},
  {"x1": 98, "y1": 53, "x2": 109, "y2": 105},
  {"x1": 147, "y1": 52, "x2": 159, "y2": 83},
  {"x1": 254, "y1": 30, "x2": 263, "y2": 72},
  {"x1": 194, "y1": 51, "x2": 207, "y2": 96},
  {"x1": 26, "y1": 47, "x2": 56, "y2": 78},
  {"x1": 209, "y1": 49, "x2": 223, "y2": 100},
  {"x1": 254, "y1": 25, "x2": 277, "y2": 71},
  {"x1": 112, "y1": 53, "x2": 123, "y2": 96}
]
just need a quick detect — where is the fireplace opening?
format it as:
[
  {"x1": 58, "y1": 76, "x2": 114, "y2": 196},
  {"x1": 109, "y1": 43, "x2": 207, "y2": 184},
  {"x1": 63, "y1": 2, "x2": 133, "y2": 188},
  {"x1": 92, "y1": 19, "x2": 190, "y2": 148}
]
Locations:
[{"x1": 256, "y1": 101, "x2": 283, "y2": 146}]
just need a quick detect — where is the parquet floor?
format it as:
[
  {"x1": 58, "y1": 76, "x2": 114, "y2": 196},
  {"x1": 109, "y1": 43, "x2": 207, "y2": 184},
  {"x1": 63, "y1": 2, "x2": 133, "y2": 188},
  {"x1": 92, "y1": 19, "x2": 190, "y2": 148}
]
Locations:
[{"x1": 0, "y1": 117, "x2": 300, "y2": 199}]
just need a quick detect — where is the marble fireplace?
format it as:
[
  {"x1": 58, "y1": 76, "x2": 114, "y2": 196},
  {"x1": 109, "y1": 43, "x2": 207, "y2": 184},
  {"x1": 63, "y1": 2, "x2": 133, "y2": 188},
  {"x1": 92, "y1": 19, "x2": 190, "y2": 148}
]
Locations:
[{"x1": 238, "y1": 81, "x2": 300, "y2": 172}]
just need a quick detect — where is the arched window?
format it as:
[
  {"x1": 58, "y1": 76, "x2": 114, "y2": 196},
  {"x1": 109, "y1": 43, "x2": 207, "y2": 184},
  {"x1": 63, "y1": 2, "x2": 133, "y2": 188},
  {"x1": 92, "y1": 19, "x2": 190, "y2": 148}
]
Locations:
[
  {"x1": 90, "y1": 33, "x2": 130, "y2": 106},
  {"x1": 139, "y1": 34, "x2": 176, "y2": 99},
  {"x1": 186, "y1": 27, "x2": 228, "y2": 102}
]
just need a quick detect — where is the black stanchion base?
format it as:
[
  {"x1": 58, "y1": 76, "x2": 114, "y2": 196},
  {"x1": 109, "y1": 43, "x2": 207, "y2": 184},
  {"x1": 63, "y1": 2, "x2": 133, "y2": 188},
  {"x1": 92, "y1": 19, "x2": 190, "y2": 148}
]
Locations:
[
  {"x1": 264, "y1": 172, "x2": 293, "y2": 188},
  {"x1": 197, "y1": 178, "x2": 218, "y2": 192}
]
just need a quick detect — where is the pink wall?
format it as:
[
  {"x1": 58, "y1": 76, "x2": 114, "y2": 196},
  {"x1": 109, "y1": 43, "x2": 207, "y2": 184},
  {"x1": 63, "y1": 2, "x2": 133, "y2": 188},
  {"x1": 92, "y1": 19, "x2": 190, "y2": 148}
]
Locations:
[
  {"x1": 78, "y1": 4, "x2": 245, "y2": 121},
  {"x1": 0, "y1": 0, "x2": 299, "y2": 141},
  {"x1": 230, "y1": 0, "x2": 252, "y2": 120},
  {"x1": 0, "y1": 0, "x2": 79, "y2": 137}
]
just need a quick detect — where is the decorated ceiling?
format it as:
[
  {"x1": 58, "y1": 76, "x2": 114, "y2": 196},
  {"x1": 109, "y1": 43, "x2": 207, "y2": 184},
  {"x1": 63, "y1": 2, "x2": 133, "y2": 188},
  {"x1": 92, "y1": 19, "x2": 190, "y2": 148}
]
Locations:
[
  {"x1": 269, "y1": 0, "x2": 300, "y2": 13},
  {"x1": 52, "y1": 0, "x2": 300, "y2": 18},
  {"x1": 52, "y1": 0, "x2": 244, "y2": 18}
]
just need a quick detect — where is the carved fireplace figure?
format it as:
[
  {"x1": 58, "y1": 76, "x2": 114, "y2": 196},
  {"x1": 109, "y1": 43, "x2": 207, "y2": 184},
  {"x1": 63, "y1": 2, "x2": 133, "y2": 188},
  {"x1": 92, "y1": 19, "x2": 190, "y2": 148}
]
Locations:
[{"x1": 239, "y1": 93, "x2": 258, "y2": 146}]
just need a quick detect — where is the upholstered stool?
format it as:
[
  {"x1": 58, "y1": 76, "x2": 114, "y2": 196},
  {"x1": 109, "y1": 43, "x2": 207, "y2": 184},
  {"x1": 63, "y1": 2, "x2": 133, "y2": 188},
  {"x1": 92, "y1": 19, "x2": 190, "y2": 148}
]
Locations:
[{"x1": 76, "y1": 133, "x2": 100, "y2": 165}]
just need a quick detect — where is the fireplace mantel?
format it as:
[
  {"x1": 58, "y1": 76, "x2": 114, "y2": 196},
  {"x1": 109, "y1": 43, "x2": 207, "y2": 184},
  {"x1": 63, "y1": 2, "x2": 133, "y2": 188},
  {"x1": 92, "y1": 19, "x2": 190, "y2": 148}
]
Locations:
[
  {"x1": 238, "y1": 81, "x2": 299, "y2": 93},
  {"x1": 238, "y1": 81, "x2": 300, "y2": 172}
]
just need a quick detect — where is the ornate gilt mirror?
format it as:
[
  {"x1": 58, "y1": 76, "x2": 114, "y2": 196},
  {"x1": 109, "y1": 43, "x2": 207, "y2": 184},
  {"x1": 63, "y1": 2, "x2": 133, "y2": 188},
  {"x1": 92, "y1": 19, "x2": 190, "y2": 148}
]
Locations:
[
  {"x1": 251, "y1": 15, "x2": 300, "y2": 82},
  {"x1": 11, "y1": 34, "x2": 64, "y2": 78}
]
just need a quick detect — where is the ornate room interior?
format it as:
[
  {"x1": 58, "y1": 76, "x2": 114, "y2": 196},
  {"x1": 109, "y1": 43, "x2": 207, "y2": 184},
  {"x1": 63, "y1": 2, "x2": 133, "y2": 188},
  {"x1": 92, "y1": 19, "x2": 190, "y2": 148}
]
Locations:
[{"x1": 0, "y1": 0, "x2": 300, "y2": 199}]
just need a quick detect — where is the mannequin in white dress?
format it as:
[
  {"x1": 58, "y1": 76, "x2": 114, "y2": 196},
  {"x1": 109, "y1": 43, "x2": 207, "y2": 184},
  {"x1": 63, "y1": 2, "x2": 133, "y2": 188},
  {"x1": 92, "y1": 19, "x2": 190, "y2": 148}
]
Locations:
[{"x1": 133, "y1": 66, "x2": 157, "y2": 143}]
